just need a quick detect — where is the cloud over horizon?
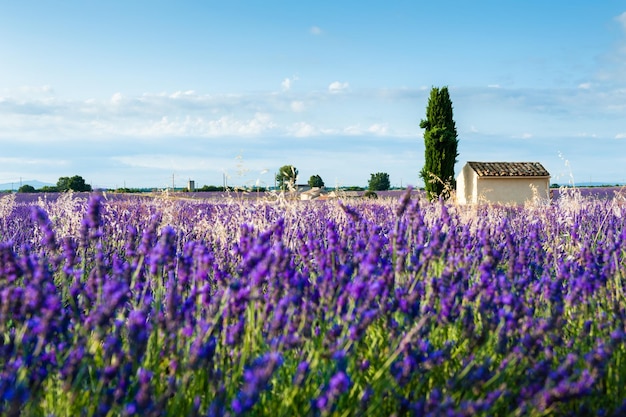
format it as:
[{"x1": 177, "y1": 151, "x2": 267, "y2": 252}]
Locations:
[
  {"x1": 328, "y1": 81, "x2": 349, "y2": 94},
  {"x1": 2, "y1": 83, "x2": 626, "y2": 165}
]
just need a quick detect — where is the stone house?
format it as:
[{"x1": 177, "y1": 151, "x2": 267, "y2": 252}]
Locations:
[{"x1": 456, "y1": 161, "x2": 551, "y2": 205}]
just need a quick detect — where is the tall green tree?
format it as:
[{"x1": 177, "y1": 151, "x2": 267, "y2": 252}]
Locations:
[
  {"x1": 420, "y1": 86, "x2": 459, "y2": 200},
  {"x1": 276, "y1": 165, "x2": 298, "y2": 190}
]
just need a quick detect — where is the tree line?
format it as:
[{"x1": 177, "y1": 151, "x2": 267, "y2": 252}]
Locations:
[
  {"x1": 275, "y1": 165, "x2": 393, "y2": 192},
  {"x1": 18, "y1": 175, "x2": 92, "y2": 193}
]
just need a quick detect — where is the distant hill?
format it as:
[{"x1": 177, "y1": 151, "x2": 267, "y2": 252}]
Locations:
[{"x1": 0, "y1": 180, "x2": 55, "y2": 191}]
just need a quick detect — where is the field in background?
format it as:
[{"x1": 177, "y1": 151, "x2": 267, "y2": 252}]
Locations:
[{"x1": 5, "y1": 185, "x2": 625, "y2": 205}]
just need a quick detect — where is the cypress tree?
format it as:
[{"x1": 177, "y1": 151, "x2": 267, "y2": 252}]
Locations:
[{"x1": 419, "y1": 86, "x2": 459, "y2": 200}]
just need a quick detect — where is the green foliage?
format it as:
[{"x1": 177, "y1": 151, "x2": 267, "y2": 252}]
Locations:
[
  {"x1": 39, "y1": 185, "x2": 59, "y2": 192},
  {"x1": 420, "y1": 86, "x2": 459, "y2": 200},
  {"x1": 17, "y1": 184, "x2": 36, "y2": 193},
  {"x1": 308, "y1": 174, "x2": 325, "y2": 188},
  {"x1": 363, "y1": 190, "x2": 378, "y2": 199},
  {"x1": 56, "y1": 177, "x2": 71, "y2": 192},
  {"x1": 198, "y1": 185, "x2": 226, "y2": 192},
  {"x1": 113, "y1": 187, "x2": 143, "y2": 193},
  {"x1": 57, "y1": 175, "x2": 92, "y2": 192},
  {"x1": 368, "y1": 172, "x2": 390, "y2": 191},
  {"x1": 276, "y1": 165, "x2": 298, "y2": 191}
]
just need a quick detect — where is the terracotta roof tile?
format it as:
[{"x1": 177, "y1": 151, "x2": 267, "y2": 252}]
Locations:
[{"x1": 467, "y1": 162, "x2": 550, "y2": 177}]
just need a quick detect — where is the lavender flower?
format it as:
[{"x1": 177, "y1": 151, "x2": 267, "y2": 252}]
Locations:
[{"x1": 231, "y1": 352, "x2": 283, "y2": 415}]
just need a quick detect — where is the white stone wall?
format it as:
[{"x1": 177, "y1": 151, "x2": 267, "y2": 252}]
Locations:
[
  {"x1": 476, "y1": 177, "x2": 550, "y2": 204},
  {"x1": 456, "y1": 163, "x2": 550, "y2": 205},
  {"x1": 455, "y1": 164, "x2": 478, "y2": 204}
]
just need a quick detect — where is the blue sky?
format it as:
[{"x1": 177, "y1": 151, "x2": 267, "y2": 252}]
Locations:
[{"x1": 1, "y1": 1, "x2": 626, "y2": 189}]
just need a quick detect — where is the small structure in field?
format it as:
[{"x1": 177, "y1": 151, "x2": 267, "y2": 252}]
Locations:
[
  {"x1": 187, "y1": 180, "x2": 195, "y2": 192},
  {"x1": 300, "y1": 187, "x2": 323, "y2": 201},
  {"x1": 456, "y1": 161, "x2": 550, "y2": 205},
  {"x1": 325, "y1": 190, "x2": 361, "y2": 199}
]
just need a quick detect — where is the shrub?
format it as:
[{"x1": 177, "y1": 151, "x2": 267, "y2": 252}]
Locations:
[{"x1": 18, "y1": 184, "x2": 36, "y2": 193}]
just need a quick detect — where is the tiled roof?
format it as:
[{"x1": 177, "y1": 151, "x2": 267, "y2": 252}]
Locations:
[{"x1": 467, "y1": 162, "x2": 550, "y2": 177}]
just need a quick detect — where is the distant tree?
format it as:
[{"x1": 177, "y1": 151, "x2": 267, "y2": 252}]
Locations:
[
  {"x1": 368, "y1": 172, "x2": 390, "y2": 191},
  {"x1": 57, "y1": 175, "x2": 92, "y2": 192},
  {"x1": 114, "y1": 187, "x2": 143, "y2": 193},
  {"x1": 18, "y1": 184, "x2": 36, "y2": 193},
  {"x1": 39, "y1": 185, "x2": 59, "y2": 192},
  {"x1": 56, "y1": 177, "x2": 70, "y2": 192},
  {"x1": 198, "y1": 185, "x2": 226, "y2": 192},
  {"x1": 276, "y1": 165, "x2": 298, "y2": 190},
  {"x1": 363, "y1": 190, "x2": 378, "y2": 199},
  {"x1": 308, "y1": 174, "x2": 325, "y2": 188},
  {"x1": 420, "y1": 86, "x2": 459, "y2": 200}
]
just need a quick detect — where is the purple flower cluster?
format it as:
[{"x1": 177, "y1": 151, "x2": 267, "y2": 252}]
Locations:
[{"x1": 0, "y1": 191, "x2": 626, "y2": 415}]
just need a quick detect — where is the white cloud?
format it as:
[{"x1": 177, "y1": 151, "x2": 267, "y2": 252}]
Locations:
[
  {"x1": 616, "y1": 133, "x2": 626, "y2": 139},
  {"x1": 111, "y1": 92, "x2": 124, "y2": 104},
  {"x1": 578, "y1": 82, "x2": 592, "y2": 89},
  {"x1": 290, "y1": 101, "x2": 305, "y2": 112},
  {"x1": 343, "y1": 125, "x2": 362, "y2": 135},
  {"x1": 281, "y1": 76, "x2": 299, "y2": 91},
  {"x1": 2, "y1": 85, "x2": 626, "y2": 149},
  {"x1": 368, "y1": 123, "x2": 388, "y2": 135},
  {"x1": 340, "y1": 123, "x2": 392, "y2": 136},
  {"x1": 310, "y1": 26, "x2": 322, "y2": 35},
  {"x1": 137, "y1": 113, "x2": 277, "y2": 137},
  {"x1": 169, "y1": 90, "x2": 196, "y2": 98},
  {"x1": 289, "y1": 122, "x2": 317, "y2": 137},
  {"x1": 328, "y1": 81, "x2": 349, "y2": 94}
]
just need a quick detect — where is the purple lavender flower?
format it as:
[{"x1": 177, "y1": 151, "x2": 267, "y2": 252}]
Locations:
[
  {"x1": 188, "y1": 335, "x2": 217, "y2": 371},
  {"x1": 292, "y1": 360, "x2": 310, "y2": 387},
  {"x1": 328, "y1": 371, "x2": 350, "y2": 397},
  {"x1": 30, "y1": 206, "x2": 57, "y2": 252},
  {"x1": 59, "y1": 345, "x2": 86, "y2": 389},
  {"x1": 231, "y1": 352, "x2": 283, "y2": 415},
  {"x1": 127, "y1": 309, "x2": 151, "y2": 359}
]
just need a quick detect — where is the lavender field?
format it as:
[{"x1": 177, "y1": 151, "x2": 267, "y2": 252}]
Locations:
[{"x1": 2, "y1": 188, "x2": 626, "y2": 416}]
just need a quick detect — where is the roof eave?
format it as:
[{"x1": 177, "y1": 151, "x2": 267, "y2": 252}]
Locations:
[{"x1": 477, "y1": 175, "x2": 551, "y2": 179}]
